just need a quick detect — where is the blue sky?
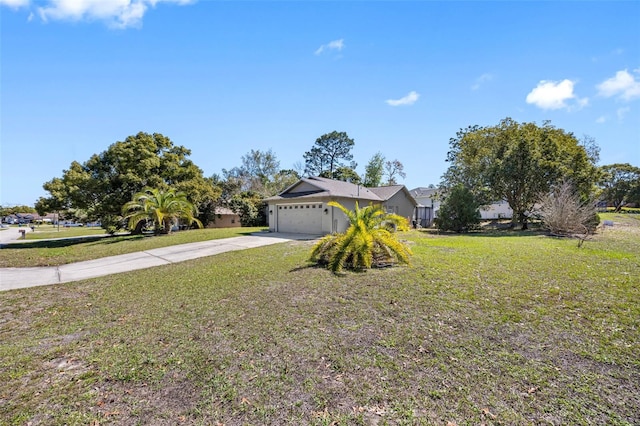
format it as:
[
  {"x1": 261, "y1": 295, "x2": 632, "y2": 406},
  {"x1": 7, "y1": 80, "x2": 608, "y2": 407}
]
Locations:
[{"x1": 1, "y1": 0, "x2": 639, "y2": 207}]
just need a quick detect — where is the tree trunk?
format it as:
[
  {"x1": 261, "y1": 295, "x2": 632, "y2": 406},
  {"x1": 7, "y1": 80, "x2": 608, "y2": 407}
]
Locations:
[
  {"x1": 131, "y1": 220, "x2": 147, "y2": 235},
  {"x1": 162, "y1": 218, "x2": 172, "y2": 234}
]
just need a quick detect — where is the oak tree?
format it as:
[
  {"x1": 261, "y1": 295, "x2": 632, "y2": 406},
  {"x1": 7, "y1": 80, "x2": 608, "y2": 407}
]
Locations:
[
  {"x1": 598, "y1": 163, "x2": 640, "y2": 211},
  {"x1": 36, "y1": 132, "x2": 218, "y2": 232},
  {"x1": 442, "y1": 118, "x2": 598, "y2": 229}
]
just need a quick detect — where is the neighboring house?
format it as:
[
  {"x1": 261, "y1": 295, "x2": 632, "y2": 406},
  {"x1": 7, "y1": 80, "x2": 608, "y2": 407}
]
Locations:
[
  {"x1": 479, "y1": 200, "x2": 513, "y2": 220},
  {"x1": 2, "y1": 213, "x2": 39, "y2": 224},
  {"x1": 369, "y1": 185, "x2": 417, "y2": 221},
  {"x1": 207, "y1": 207, "x2": 241, "y2": 228},
  {"x1": 264, "y1": 176, "x2": 417, "y2": 235},
  {"x1": 410, "y1": 187, "x2": 440, "y2": 227},
  {"x1": 410, "y1": 186, "x2": 514, "y2": 222}
]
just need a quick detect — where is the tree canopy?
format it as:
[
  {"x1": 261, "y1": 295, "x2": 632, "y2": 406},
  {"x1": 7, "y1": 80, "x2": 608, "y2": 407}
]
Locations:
[
  {"x1": 36, "y1": 132, "x2": 218, "y2": 232},
  {"x1": 303, "y1": 131, "x2": 356, "y2": 179},
  {"x1": 442, "y1": 118, "x2": 599, "y2": 229},
  {"x1": 598, "y1": 163, "x2": 640, "y2": 211}
]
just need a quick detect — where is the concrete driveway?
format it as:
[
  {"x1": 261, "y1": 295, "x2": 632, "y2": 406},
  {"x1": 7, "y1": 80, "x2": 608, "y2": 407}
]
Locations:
[{"x1": 0, "y1": 232, "x2": 320, "y2": 292}]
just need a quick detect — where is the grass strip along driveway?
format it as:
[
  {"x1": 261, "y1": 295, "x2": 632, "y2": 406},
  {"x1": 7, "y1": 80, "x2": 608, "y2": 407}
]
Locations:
[
  {"x1": 0, "y1": 227, "x2": 268, "y2": 268},
  {"x1": 1, "y1": 216, "x2": 638, "y2": 425}
]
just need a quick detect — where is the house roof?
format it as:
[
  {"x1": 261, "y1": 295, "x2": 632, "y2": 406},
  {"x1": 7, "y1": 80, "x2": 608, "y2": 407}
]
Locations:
[
  {"x1": 265, "y1": 176, "x2": 383, "y2": 202},
  {"x1": 214, "y1": 207, "x2": 237, "y2": 216},
  {"x1": 410, "y1": 187, "x2": 438, "y2": 198},
  {"x1": 266, "y1": 177, "x2": 419, "y2": 205},
  {"x1": 369, "y1": 185, "x2": 416, "y2": 205}
]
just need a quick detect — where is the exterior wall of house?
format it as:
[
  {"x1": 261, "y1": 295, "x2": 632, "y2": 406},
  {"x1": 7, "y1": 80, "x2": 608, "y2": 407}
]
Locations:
[
  {"x1": 207, "y1": 214, "x2": 241, "y2": 228},
  {"x1": 382, "y1": 191, "x2": 415, "y2": 223},
  {"x1": 269, "y1": 197, "x2": 385, "y2": 235},
  {"x1": 328, "y1": 198, "x2": 355, "y2": 234},
  {"x1": 290, "y1": 181, "x2": 319, "y2": 193},
  {"x1": 268, "y1": 203, "x2": 276, "y2": 232},
  {"x1": 480, "y1": 201, "x2": 513, "y2": 219}
]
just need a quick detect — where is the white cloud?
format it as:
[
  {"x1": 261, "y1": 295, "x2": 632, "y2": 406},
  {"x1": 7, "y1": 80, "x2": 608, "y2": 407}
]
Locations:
[
  {"x1": 596, "y1": 69, "x2": 640, "y2": 101},
  {"x1": 315, "y1": 39, "x2": 344, "y2": 55},
  {"x1": 30, "y1": 0, "x2": 194, "y2": 28},
  {"x1": 526, "y1": 79, "x2": 584, "y2": 110},
  {"x1": 0, "y1": 0, "x2": 30, "y2": 7},
  {"x1": 595, "y1": 115, "x2": 607, "y2": 124},
  {"x1": 386, "y1": 91, "x2": 420, "y2": 107},
  {"x1": 471, "y1": 73, "x2": 493, "y2": 91}
]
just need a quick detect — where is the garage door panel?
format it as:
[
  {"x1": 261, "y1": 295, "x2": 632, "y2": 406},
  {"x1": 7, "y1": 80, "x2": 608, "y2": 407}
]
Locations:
[{"x1": 277, "y1": 203, "x2": 323, "y2": 234}]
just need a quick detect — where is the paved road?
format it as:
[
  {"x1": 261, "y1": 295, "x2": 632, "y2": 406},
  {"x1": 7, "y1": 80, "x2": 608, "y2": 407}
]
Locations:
[
  {"x1": 0, "y1": 232, "x2": 319, "y2": 292},
  {"x1": 0, "y1": 226, "x2": 33, "y2": 245}
]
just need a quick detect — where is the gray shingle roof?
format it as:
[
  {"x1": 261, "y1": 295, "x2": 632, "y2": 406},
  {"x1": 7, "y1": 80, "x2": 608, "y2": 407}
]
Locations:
[
  {"x1": 369, "y1": 185, "x2": 404, "y2": 200},
  {"x1": 264, "y1": 176, "x2": 382, "y2": 202}
]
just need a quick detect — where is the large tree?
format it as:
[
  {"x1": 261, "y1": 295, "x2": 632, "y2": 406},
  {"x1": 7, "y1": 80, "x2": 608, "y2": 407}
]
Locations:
[
  {"x1": 598, "y1": 163, "x2": 640, "y2": 211},
  {"x1": 36, "y1": 132, "x2": 218, "y2": 232},
  {"x1": 222, "y1": 149, "x2": 281, "y2": 196},
  {"x1": 303, "y1": 131, "x2": 356, "y2": 178},
  {"x1": 442, "y1": 118, "x2": 598, "y2": 229}
]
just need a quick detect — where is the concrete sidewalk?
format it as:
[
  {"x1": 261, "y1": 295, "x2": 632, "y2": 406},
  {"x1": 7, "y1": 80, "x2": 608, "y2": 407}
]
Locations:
[{"x1": 0, "y1": 233, "x2": 319, "y2": 292}]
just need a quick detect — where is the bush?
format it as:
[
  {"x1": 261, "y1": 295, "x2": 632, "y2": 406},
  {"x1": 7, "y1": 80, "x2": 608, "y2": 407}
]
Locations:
[
  {"x1": 434, "y1": 185, "x2": 481, "y2": 233},
  {"x1": 538, "y1": 181, "x2": 598, "y2": 236}
]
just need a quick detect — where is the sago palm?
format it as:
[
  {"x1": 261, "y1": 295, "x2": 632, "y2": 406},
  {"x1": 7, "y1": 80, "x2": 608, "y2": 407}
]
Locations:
[
  {"x1": 122, "y1": 187, "x2": 202, "y2": 234},
  {"x1": 310, "y1": 201, "x2": 412, "y2": 273}
]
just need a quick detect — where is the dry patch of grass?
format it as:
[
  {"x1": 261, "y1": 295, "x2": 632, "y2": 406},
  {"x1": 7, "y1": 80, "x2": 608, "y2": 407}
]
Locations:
[{"x1": 1, "y1": 218, "x2": 638, "y2": 425}]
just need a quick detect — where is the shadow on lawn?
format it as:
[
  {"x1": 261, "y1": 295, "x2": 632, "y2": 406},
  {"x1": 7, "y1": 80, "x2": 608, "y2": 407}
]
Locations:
[
  {"x1": 2, "y1": 234, "x2": 145, "y2": 250},
  {"x1": 3, "y1": 228, "x2": 264, "y2": 250}
]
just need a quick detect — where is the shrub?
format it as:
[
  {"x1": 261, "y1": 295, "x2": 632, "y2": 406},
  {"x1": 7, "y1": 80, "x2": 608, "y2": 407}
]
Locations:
[
  {"x1": 538, "y1": 181, "x2": 598, "y2": 237},
  {"x1": 434, "y1": 184, "x2": 481, "y2": 233},
  {"x1": 309, "y1": 201, "x2": 412, "y2": 273}
]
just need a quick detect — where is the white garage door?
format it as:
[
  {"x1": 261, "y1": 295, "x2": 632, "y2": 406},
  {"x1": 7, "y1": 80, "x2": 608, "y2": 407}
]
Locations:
[{"x1": 277, "y1": 203, "x2": 323, "y2": 234}]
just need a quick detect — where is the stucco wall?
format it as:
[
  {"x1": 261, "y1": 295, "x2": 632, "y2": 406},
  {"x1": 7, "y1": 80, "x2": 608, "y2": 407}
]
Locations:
[
  {"x1": 207, "y1": 214, "x2": 241, "y2": 228},
  {"x1": 383, "y1": 191, "x2": 415, "y2": 223}
]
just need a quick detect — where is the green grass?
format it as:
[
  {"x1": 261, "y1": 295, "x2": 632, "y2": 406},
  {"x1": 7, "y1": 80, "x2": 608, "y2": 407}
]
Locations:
[
  {"x1": 25, "y1": 225, "x2": 108, "y2": 240},
  {"x1": 0, "y1": 227, "x2": 267, "y2": 267},
  {"x1": 0, "y1": 216, "x2": 638, "y2": 425}
]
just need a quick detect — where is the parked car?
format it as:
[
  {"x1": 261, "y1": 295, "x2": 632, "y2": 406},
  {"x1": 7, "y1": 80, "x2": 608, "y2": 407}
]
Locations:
[{"x1": 64, "y1": 223, "x2": 84, "y2": 227}]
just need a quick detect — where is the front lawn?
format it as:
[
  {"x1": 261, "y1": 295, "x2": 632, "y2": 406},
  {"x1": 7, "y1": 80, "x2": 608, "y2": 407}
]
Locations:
[{"x1": 0, "y1": 215, "x2": 638, "y2": 425}]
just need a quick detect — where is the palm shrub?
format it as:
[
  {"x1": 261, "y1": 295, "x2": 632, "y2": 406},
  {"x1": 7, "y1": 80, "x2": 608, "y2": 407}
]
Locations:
[
  {"x1": 309, "y1": 201, "x2": 412, "y2": 273},
  {"x1": 122, "y1": 187, "x2": 203, "y2": 234}
]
